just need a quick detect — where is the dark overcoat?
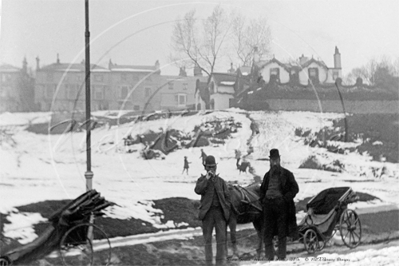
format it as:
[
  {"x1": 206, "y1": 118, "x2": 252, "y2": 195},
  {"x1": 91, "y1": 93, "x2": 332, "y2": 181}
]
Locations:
[
  {"x1": 194, "y1": 174, "x2": 231, "y2": 221},
  {"x1": 259, "y1": 167, "x2": 299, "y2": 239}
]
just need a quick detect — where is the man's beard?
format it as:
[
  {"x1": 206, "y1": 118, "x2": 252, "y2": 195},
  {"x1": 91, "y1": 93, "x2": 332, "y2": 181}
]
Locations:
[{"x1": 270, "y1": 165, "x2": 281, "y2": 176}]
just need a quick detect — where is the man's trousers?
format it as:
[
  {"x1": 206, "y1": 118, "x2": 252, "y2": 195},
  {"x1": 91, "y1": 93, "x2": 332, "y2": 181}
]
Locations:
[
  {"x1": 202, "y1": 206, "x2": 227, "y2": 265},
  {"x1": 263, "y1": 197, "x2": 288, "y2": 260}
]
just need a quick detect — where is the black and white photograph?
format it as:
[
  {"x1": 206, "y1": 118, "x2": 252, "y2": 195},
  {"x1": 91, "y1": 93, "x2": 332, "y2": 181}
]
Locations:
[{"x1": 0, "y1": 0, "x2": 398, "y2": 265}]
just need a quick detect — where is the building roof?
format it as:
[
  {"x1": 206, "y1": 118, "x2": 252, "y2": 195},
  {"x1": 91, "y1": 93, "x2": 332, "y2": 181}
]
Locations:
[
  {"x1": 0, "y1": 64, "x2": 20, "y2": 72},
  {"x1": 237, "y1": 66, "x2": 252, "y2": 76},
  {"x1": 40, "y1": 63, "x2": 108, "y2": 72},
  {"x1": 211, "y1": 73, "x2": 237, "y2": 86},
  {"x1": 163, "y1": 75, "x2": 207, "y2": 82},
  {"x1": 110, "y1": 64, "x2": 157, "y2": 72},
  {"x1": 300, "y1": 58, "x2": 328, "y2": 69},
  {"x1": 259, "y1": 57, "x2": 291, "y2": 71}
]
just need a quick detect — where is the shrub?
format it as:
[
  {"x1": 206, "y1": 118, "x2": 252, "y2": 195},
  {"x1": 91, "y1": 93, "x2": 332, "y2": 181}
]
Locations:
[{"x1": 299, "y1": 155, "x2": 322, "y2": 170}]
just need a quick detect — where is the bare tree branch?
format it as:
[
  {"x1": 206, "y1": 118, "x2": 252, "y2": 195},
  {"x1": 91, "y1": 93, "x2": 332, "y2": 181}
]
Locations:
[{"x1": 170, "y1": 6, "x2": 272, "y2": 76}]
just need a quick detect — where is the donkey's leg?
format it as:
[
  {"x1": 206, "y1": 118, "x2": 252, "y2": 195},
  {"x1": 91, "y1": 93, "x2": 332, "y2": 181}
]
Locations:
[
  {"x1": 229, "y1": 215, "x2": 239, "y2": 257},
  {"x1": 253, "y1": 217, "x2": 264, "y2": 260}
]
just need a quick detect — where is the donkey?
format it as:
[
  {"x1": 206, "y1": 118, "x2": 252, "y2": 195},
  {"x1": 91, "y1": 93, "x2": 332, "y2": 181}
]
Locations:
[{"x1": 227, "y1": 182, "x2": 264, "y2": 259}]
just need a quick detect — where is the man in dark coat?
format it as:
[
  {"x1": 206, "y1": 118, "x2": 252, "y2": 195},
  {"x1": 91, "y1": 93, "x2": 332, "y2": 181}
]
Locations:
[
  {"x1": 259, "y1": 149, "x2": 299, "y2": 261},
  {"x1": 195, "y1": 155, "x2": 231, "y2": 266}
]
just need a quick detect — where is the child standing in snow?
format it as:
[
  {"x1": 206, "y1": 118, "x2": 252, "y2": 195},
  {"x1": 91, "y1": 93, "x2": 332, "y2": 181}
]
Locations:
[
  {"x1": 199, "y1": 149, "x2": 207, "y2": 164},
  {"x1": 182, "y1": 156, "x2": 191, "y2": 175}
]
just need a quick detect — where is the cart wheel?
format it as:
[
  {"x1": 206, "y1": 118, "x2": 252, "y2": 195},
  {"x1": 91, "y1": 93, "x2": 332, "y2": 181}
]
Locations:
[
  {"x1": 0, "y1": 257, "x2": 10, "y2": 266},
  {"x1": 60, "y1": 223, "x2": 111, "y2": 266},
  {"x1": 303, "y1": 229, "x2": 323, "y2": 254},
  {"x1": 340, "y1": 209, "x2": 361, "y2": 248}
]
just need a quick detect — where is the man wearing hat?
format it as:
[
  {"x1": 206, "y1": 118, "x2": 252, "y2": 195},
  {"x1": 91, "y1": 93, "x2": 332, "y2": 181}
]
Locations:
[
  {"x1": 259, "y1": 149, "x2": 299, "y2": 261},
  {"x1": 195, "y1": 155, "x2": 231, "y2": 266}
]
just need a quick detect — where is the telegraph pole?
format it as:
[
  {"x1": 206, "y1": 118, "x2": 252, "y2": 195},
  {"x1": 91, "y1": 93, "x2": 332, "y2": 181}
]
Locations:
[{"x1": 84, "y1": 0, "x2": 93, "y2": 191}]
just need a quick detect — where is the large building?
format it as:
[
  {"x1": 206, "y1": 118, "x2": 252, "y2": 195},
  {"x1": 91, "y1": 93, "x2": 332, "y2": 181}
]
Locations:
[
  {"x1": 1, "y1": 47, "x2": 344, "y2": 113},
  {"x1": 0, "y1": 58, "x2": 35, "y2": 112},
  {"x1": 33, "y1": 55, "x2": 205, "y2": 114}
]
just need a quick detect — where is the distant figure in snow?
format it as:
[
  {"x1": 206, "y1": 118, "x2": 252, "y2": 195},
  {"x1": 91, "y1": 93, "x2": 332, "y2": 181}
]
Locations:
[
  {"x1": 200, "y1": 149, "x2": 207, "y2": 164},
  {"x1": 182, "y1": 156, "x2": 191, "y2": 175},
  {"x1": 234, "y1": 149, "x2": 242, "y2": 167}
]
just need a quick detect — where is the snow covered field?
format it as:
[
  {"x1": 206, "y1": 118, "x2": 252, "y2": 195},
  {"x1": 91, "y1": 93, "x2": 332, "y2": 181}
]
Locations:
[{"x1": 1, "y1": 109, "x2": 398, "y2": 264}]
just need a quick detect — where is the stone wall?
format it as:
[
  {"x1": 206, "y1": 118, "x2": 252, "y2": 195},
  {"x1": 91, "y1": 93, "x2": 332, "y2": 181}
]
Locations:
[{"x1": 264, "y1": 99, "x2": 399, "y2": 114}]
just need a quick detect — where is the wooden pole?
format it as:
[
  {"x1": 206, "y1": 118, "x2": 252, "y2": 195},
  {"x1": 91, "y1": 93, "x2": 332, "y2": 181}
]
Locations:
[{"x1": 84, "y1": 0, "x2": 93, "y2": 190}]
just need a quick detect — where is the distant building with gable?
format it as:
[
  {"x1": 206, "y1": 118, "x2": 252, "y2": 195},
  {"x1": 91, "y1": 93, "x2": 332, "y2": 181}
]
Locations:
[{"x1": 256, "y1": 46, "x2": 342, "y2": 86}]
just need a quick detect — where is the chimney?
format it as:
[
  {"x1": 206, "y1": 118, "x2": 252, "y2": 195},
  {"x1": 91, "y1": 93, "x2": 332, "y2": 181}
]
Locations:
[
  {"x1": 194, "y1": 64, "x2": 202, "y2": 76},
  {"x1": 228, "y1": 62, "x2": 235, "y2": 74},
  {"x1": 334, "y1": 46, "x2": 341, "y2": 69},
  {"x1": 108, "y1": 59, "x2": 113, "y2": 70},
  {"x1": 179, "y1": 66, "x2": 187, "y2": 77},
  {"x1": 155, "y1": 60, "x2": 161, "y2": 74},
  {"x1": 22, "y1": 57, "x2": 27, "y2": 73},
  {"x1": 299, "y1": 54, "x2": 309, "y2": 65},
  {"x1": 56, "y1": 53, "x2": 60, "y2": 64},
  {"x1": 36, "y1": 56, "x2": 40, "y2": 70}
]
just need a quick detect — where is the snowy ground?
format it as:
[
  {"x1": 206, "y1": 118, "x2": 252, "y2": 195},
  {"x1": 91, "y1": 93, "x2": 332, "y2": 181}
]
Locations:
[
  {"x1": 1, "y1": 109, "x2": 398, "y2": 264},
  {"x1": 245, "y1": 241, "x2": 399, "y2": 265}
]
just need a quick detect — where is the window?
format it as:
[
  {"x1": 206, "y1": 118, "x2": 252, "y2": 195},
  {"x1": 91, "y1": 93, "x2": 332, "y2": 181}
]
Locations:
[
  {"x1": 94, "y1": 74, "x2": 103, "y2": 82},
  {"x1": 1, "y1": 74, "x2": 11, "y2": 83},
  {"x1": 168, "y1": 82, "x2": 174, "y2": 90},
  {"x1": 94, "y1": 86, "x2": 103, "y2": 100},
  {"x1": 0, "y1": 86, "x2": 8, "y2": 97},
  {"x1": 120, "y1": 86, "x2": 128, "y2": 99},
  {"x1": 309, "y1": 68, "x2": 317, "y2": 78},
  {"x1": 45, "y1": 85, "x2": 54, "y2": 99},
  {"x1": 229, "y1": 98, "x2": 235, "y2": 108},
  {"x1": 270, "y1": 68, "x2": 279, "y2": 77},
  {"x1": 67, "y1": 86, "x2": 76, "y2": 100},
  {"x1": 145, "y1": 87, "x2": 151, "y2": 97},
  {"x1": 209, "y1": 82, "x2": 215, "y2": 94},
  {"x1": 134, "y1": 105, "x2": 140, "y2": 111},
  {"x1": 177, "y1": 93, "x2": 187, "y2": 106},
  {"x1": 46, "y1": 73, "x2": 53, "y2": 81},
  {"x1": 183, "y1": 83, "x2": 188, "y2": 90},
  {"x1": 121, "y1": 73, "x2": 127, "y2": 81},
  {"x1": 308, "y1": 68, "x2": 319, "y2": 84}
]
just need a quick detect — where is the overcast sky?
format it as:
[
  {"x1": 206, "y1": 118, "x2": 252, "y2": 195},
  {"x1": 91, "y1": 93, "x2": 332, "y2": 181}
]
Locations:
[{"x1": 0, "y1": 0, "x2": 398, "y2": 76}]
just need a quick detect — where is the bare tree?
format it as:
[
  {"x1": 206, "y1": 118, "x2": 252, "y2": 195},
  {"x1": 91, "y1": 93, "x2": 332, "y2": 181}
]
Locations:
[
  {"x1": 170, "y1": 6, "x2": 272, "y2": 76},
  {"x1": 170, "y1": 6, "x2": 230, "y2": 77},
  {"x1": 230, "y1": 13, "x2": 271, "y2": 66},
  {"x1": 344, "y1": 57, "x2": 399, "y2": 92}
]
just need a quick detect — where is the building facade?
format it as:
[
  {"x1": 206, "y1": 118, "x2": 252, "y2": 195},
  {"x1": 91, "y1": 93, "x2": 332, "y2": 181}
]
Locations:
[
  {"x1": 257, "y1": 46, "x2": 342, "y2": 86},
  {"x1": 33, "y1": 55, "x2": 203, "y2": 114},
  {"x1": 0, "y1": 58, "x2": 35, "y2": 112}
]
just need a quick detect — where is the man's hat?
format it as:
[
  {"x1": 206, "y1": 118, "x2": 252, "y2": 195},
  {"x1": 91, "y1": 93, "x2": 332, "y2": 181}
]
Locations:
[
  {"x1": 269, "y1": 149, "x2": 280, "y2": 159},
  {"x1": 203, "y1": 155, "x2": 217, "y2": 166}
]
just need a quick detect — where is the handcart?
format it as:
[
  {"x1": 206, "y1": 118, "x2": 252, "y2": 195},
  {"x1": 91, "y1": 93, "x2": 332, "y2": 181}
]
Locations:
[
  {"x1": 0, "y1": 189, "x2": 113, "y2": 266},
  {"x1": 298, "y1": 187, "x2": 362, "y2": 254}
]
